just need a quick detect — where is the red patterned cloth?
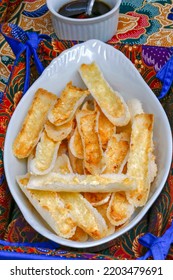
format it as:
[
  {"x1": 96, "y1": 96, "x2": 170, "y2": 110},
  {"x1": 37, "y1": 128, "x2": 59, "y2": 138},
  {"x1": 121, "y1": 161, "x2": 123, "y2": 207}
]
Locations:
[{"x1": 0, "y1": 0, "x2": 173, "y2": 259}]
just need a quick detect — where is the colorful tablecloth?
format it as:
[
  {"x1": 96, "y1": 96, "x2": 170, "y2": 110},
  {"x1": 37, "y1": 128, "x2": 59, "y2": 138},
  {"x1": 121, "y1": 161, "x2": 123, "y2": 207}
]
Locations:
[{"x1": 0, "y1": 0, "x2": 173, "y2": 260}]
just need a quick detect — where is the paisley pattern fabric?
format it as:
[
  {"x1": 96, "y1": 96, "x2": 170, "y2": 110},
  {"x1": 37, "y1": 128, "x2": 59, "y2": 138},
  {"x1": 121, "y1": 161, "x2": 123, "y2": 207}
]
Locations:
[{"x1": 0, "y1": 0, "x2": 173, "y2": 259}]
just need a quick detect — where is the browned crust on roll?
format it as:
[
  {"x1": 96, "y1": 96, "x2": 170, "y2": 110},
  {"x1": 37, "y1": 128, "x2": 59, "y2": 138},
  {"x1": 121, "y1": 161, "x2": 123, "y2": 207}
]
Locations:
[{"x1": 13, "y1": 88, "x2": 57, "y2": 158}]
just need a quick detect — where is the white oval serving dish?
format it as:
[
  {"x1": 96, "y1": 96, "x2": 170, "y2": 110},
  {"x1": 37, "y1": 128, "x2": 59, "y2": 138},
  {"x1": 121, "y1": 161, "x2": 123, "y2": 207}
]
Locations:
[{"x1": 4, "y1": 40, "x2": 172, "y2": 251}]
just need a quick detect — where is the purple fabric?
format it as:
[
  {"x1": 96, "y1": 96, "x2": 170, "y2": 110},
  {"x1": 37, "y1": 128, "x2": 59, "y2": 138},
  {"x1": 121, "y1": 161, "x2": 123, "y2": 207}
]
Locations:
[{"x1": 142, "y1": 45, "x2": 173, "y2": 72}]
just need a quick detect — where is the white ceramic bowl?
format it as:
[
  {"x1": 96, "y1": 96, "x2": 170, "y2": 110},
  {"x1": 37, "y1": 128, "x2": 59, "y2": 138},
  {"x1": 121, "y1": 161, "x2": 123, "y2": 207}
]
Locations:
[
  {"x1": 46, "y1": 0, "x2": 121, "y2": 41},
  {"x1": 4, "y1": 40, "x2": 172, "y2": 251}
]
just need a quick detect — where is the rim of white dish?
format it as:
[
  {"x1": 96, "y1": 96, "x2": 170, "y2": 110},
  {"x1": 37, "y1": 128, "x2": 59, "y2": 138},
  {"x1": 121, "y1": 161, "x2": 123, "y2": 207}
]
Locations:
[{"x1": 46, "y1": 0, "x2": 122, "y2": 23}]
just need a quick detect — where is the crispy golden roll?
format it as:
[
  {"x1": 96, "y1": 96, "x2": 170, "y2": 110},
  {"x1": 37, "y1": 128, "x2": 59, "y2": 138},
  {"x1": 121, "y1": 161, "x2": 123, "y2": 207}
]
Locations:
[
  {"x1": 59, "y1": 192, "x2": 107, "y2": 240},
  {"x1": 96, "y1": 203, "x2": 115, "y2": 236},
  {"x1": 79, "y1": 62, "x2": 130, "y2": 126},
  {"x1": 70, "y1": 227, "x2": 88, "y2": 242},
  {"x1": 68, "y1": 126, "x2": 84, "y2": 159},
  {"x1": 107, "y1": 192, "x2": 134, "y2": 226},
  {"x1": 26, "y1": 173, "x2": 137, "y2": 193},
  {"x1": 148, "y1": 153, "x2": 157, "y2": 184},
  {"x1": 13, "y1": 88, "x2": 57, "y2": 158},
  {"x1": 77, "y1": 110, "x2": 105, "y2": 175},
  {"x1": 82, "y1": 99, "x2": 95, "y2": 111},
  {"x1": 68, "y1": 147, "x2": 84, "y2": 174},
  {"x1": 126, "y1": 113, "x2": 154, "y2": 207},
  {"x1": 83, "y1": 192, "x2": 111, "y2": 206},
  {"x1": 116, "y1": 123, "x2": 132, "y2": 142},
  {"x1": 95, "y1": 103, "x2": 115, "y2": 150},
  {"x1": 127, "y1": 100, "x2": 157, "y2": 185},
  {"x1": 52, "y1": 154, "x2": 73, "y2": 174},
  {"x1": 17, "y1": 174, "x2": 76, "y2": 239},
  {"x1": 29, "y1": 131, "x2": 60, "y2": 175},
  {"x1": 48, "y1": 82, "x2": 89, "y2": 126},
  {"x1": 116, "y1": 98, "x2": 143, "y2": 142},
  {"x1": 104, "y1": 134, "x2": 129, "y2": 174},
  {"x1": 44, "y1": 119, "x2": 73, "y2": 142},
  {"x1": 58, "y1": 139, "x2": 68, "y2": 156}
]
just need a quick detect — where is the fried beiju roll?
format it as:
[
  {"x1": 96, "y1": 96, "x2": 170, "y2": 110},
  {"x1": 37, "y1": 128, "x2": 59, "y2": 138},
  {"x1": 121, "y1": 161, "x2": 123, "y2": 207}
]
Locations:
[
  {"x1": 17, "y1": 174, "x2": 76, "y2": 239},
  {"x1": 126, "y1": 113, "x2": 154, "y2": 207},
  {"x1": 13, "y1": 88, "x2": 57, "y2": 158},
  {"x1": 79, "y1": 62, "x2": 130, "y2": 126},
  {"x1": 48, "y1": 82, "x2": 89, "y2": 126}
]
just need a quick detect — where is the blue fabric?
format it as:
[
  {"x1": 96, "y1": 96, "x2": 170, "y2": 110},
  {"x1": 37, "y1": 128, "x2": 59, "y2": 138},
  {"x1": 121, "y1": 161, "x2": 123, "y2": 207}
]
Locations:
[
  {"x1": 138, "y1": 221, "x2": 173, "y2": 260},
  {"x1": 0, "y1": 251, "x2": 80, "y2": 260},
  {"x1": 0, "y1": 239, "x2": 82, "y2": 260},
  {"x1": 0, "y1": 239, "x2": 60, "y2": 249},
  {"x1": 156, "y1": 48, "x2": 173, "y2": 99},
  {"x1": 0, "y1": 23, "x2": 51, "y2": 94}
]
